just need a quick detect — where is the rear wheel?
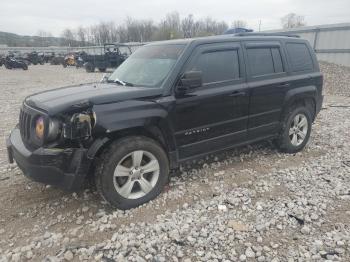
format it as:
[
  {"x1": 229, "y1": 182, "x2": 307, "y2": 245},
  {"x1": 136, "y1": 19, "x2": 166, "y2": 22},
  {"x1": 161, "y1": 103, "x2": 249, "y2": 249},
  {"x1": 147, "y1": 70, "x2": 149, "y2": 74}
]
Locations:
[
  {"x1": 98, "y1": 68, "x2": 107, "y2": 72},
  {"x1": 95, "y1": 136, "x2": 169, "y2": 210},
  {"x1": 22, "y1": 64, "x2": 28, "y2": 70},
  {"x1": 276, "y1": 105, "x2": 312, "y2": 153}
]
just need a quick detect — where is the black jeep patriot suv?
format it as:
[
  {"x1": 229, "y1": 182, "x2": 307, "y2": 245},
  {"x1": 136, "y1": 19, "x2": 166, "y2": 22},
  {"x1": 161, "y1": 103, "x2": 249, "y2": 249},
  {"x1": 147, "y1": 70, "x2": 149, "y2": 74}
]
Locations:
[{"x1": 7, "y1": 33, "x2": 323, "y2": 209}]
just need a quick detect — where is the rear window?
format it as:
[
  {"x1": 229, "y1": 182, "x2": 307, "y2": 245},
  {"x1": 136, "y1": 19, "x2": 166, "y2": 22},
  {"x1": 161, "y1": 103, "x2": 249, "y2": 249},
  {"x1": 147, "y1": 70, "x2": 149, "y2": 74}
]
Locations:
[
  {"x1": 193, "y1": 49, "x2": 240, "y2": 84},
  {"x1": 247, "y1": 47, "x2": 284, "y2": 77},
  {"x1": 286, "y1": 43, "x2": 314, "y2": 72}
]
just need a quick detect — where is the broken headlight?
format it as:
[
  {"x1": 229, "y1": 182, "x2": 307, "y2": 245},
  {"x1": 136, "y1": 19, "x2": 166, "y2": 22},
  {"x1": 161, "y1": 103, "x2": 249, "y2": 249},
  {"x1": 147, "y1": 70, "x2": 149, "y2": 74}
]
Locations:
[{"x1": 63, "y1": 112, "x2": 95, "y2": 140}]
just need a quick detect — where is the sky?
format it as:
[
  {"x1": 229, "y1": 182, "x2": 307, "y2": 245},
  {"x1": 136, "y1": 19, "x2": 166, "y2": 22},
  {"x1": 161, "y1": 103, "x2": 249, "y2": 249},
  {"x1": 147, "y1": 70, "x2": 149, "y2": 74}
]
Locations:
[{"x1": 0, "y1": 0, "x2": 349, "y2": 36}]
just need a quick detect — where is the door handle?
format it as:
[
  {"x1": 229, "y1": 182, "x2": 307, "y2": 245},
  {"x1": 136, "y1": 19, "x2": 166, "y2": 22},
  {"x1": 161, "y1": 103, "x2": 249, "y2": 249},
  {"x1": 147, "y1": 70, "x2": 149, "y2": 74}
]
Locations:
[
  {"x1": 229, "y1": 91, "x2": 246, "y2": 97},
  {"x1": 278, "y1": 82, "x2": 290, "y2": 87}
]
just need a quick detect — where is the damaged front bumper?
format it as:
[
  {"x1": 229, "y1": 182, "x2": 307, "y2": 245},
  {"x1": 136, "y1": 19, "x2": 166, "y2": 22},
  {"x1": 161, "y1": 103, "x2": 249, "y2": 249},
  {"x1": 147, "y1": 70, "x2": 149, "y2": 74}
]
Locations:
[{"x1": 6, "y1": 128, "x2": 90, "y2": 191}]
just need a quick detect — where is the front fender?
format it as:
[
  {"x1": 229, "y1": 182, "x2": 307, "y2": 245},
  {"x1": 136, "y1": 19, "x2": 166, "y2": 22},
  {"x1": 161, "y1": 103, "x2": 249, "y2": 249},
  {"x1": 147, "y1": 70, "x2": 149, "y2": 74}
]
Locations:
[{"x1": 92, "y1": 100, "x2": 176, "y2": 151}]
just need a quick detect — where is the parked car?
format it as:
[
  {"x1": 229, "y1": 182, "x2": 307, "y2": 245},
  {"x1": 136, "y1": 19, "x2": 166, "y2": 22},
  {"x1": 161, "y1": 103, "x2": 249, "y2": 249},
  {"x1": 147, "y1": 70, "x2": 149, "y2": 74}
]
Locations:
[
  {"x1": 7, "y1": 33, "x2": 323, "y2": 209},
  {"x1": 1, "y1": 55, "x2": 28, "y2": 70},
  {"x1": 83, "y1": 43, "x2": 132, "y2": 72}
]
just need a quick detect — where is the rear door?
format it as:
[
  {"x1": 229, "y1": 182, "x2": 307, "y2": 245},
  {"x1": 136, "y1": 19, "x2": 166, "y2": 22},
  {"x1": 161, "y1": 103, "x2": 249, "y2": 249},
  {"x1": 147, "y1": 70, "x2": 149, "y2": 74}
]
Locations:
[
  {"x1": 173, "y1": 42, "x2": 249, "y2": 160},
  {"x1": 243, "y1": 41, "x2": 289, "y2": 139}
]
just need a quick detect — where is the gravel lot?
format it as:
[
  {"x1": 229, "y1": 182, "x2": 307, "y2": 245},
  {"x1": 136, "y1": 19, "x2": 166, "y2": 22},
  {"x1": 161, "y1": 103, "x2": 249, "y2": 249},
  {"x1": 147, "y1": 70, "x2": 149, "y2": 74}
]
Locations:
[{"x1": 0, "y1": 63, "x2": 349, "y2": 262}]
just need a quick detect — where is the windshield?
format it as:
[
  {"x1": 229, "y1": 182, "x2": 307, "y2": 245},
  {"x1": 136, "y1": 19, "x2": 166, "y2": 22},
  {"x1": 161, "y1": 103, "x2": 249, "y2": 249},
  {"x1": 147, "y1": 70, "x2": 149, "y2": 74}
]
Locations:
[{"x1": 108, "y1": 44, "x2": 185, "y2": 88}]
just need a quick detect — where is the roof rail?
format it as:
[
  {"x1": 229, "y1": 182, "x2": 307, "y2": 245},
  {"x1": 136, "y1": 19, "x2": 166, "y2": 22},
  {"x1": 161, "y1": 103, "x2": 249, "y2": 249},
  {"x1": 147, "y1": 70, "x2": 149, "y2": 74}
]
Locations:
[{"x1": 234, "y1": 32, "x2": 300, "y2": 38}]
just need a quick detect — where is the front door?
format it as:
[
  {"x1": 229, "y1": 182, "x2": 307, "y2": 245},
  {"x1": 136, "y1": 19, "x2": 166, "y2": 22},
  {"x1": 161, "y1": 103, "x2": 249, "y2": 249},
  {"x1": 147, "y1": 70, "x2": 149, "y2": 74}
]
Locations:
[{"x1": 172, "y1": 42, "x2": 249, "y2": 160}]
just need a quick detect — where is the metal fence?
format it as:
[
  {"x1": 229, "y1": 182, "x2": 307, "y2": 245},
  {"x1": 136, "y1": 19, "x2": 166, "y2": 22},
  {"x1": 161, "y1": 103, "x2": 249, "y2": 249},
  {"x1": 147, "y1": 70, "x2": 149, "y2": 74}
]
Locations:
[
  {"x1": 265, "y1": 23, "x2": 350, "y2": 67},
  {"x1": 0, "y1": 43, "x2": 144, "y2": 56}
]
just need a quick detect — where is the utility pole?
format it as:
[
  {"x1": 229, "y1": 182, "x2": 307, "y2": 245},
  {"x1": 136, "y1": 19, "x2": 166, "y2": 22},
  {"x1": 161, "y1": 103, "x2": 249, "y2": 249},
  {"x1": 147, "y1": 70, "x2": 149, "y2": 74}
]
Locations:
[{"x1": 258, "y1": 20, "x2": 262, "y2": 32}]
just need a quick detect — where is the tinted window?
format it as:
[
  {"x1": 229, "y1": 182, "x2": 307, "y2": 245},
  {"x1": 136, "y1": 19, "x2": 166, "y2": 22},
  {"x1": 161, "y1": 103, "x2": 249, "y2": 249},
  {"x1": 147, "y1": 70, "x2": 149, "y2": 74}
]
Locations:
[
  {"x1": 286, "y1": 43, "x2": 313, "y2": 72},
  {"x1": 193, "y1": 50, "x2": 239, "y2": 84},
  {"x1": 271, "y1": 48, "x2": 284, "y2": 73},
  {"x1": 247, "y1": 47, "x2": 284, "y2": 77}
]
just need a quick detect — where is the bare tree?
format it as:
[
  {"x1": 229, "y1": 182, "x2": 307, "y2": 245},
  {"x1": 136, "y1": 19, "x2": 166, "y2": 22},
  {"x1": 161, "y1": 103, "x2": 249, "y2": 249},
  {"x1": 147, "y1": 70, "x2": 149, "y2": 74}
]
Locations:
[
  {"x1": 181, "y1": 14, "x2": 200, "y2": 38},
  {"x1": 61, "y1": 28, "x2": 75, "y2": 46},
  {"x1": 232, "y1": 20, "x2": 247, "y2": 28},
  {"x1": 60, "y1": 12, "x2": 233, "y2": 46},
  {"x1": 76, "y1": 26, "x2": 87, "y2": 46},
  {"x1": 281, "y1": 13, "x2": 306, "y2": 29}
]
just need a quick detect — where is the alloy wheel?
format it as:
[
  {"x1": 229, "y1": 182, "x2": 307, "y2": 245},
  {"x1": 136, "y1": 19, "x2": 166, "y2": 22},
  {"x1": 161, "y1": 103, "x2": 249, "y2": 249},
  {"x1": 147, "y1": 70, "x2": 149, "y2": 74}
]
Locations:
[{"x1": 113, "y1": 150, "x2": 160, "y2": 199}]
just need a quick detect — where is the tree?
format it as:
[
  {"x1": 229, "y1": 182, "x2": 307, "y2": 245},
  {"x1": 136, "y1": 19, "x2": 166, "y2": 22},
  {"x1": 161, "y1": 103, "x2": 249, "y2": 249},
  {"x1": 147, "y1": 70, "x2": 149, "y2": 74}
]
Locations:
[
  {"x1": 281, "y1": 13, "x2": 306, "y2": 29},
  {"x1": 232, "y1": 20, "x2": 247, "y2": 28},
  {"x1": 76, "y1": 26, "x2": 87, "y2": 46},
  {"x1": 61, "y1": 28, "x2": 75, "y2": 46}
]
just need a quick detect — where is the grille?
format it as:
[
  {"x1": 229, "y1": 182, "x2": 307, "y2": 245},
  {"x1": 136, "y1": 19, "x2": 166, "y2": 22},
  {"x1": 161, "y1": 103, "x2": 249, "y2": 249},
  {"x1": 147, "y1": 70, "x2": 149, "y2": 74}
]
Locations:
[{"x1": 19, "y1": 108, "x2": 33, "y2": 142}]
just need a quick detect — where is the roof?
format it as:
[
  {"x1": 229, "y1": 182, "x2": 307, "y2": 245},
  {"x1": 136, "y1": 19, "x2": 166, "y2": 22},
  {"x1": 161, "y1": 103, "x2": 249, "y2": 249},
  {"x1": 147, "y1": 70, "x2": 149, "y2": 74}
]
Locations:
[{"x1": 147, "y1": 33, "x2": 304, "y2": 46}]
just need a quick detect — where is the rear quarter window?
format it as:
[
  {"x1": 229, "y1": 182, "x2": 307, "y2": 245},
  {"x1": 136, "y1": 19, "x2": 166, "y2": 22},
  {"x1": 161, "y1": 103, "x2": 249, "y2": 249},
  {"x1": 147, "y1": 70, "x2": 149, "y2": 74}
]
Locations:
[{"x1": 286, "y1": 43, "x2": 314, "y2": 72}]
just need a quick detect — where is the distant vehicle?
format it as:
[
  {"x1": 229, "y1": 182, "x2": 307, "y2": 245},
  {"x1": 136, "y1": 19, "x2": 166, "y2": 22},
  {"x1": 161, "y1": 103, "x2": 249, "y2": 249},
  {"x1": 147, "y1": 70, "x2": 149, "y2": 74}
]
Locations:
[
  {"x1": 83, "y1": 43, "x2": 132, "y2": 72},
  {"x1": 41, "y1": 52, "x2": 55, "y2": 63},
  {"x1": 1, "y1": 55, "x2": 28, "y2": 70},
  {"x1": 7, "y1": 33, "x2": 323, "y2": 209},
  {"x1": 224, "y1": 27, "x2": 254, "y2": 34},
  {"x1": 50, "y1": 54, "x2": 65, "y2": 65},
  {"x1": 26, "y1": 51, "x2": 45, "y2": 65},
  {"x1": 63, "y1": 53, "x2": 76, "y2": 67}
]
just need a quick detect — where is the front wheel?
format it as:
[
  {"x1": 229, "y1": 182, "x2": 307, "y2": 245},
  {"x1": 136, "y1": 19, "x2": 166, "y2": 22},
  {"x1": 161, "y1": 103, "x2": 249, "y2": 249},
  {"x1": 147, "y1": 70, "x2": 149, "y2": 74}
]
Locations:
[
  {"x1": 95, "y1": 136, "x2": 169, "y2": 210},
  {"x1": 276, "y1": 106, "x2": 312, "y2": 153}
]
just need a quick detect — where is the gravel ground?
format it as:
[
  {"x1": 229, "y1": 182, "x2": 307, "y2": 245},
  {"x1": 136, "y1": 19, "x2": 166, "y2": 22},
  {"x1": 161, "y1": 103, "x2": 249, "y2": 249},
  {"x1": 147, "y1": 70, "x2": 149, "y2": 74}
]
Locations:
[{"x1": 0, "y1": 64, "x2": 350, "y2": 262}]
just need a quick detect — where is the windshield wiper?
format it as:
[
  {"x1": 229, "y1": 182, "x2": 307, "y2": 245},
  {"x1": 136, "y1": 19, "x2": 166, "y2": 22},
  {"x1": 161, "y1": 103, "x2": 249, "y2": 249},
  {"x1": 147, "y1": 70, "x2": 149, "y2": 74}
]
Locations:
[{"x1": 113, "y1": 78, "x2": 134, "y2": 87}]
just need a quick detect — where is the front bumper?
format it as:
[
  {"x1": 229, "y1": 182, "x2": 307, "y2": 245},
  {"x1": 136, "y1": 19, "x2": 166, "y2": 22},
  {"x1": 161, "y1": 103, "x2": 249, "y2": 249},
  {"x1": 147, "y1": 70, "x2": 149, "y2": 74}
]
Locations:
[{"x1": 7, "y1": 128, "x2": 90, "y2": 191}]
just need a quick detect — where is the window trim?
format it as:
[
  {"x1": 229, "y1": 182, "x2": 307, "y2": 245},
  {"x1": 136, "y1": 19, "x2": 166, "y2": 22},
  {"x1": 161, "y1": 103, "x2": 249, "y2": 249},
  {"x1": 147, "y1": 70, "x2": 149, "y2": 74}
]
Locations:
[
  {"x1": 178, "y1": 42, "x2": 245, "y2": 91},
  {"x1": 243, "y1": 41, "x2": 288, "y2": 81},
  {"x1": 196, "y1": 48, "x2": 241, "y2": 85},
  {"x1": 285, "y1": 42, "x2": 315, "y2": 74}
]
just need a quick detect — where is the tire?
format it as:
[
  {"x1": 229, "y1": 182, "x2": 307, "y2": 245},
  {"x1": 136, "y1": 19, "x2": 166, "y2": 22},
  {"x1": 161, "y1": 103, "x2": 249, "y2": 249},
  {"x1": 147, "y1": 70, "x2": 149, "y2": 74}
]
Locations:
[
  {"x1": 62, "y1": 63, "x2": 67, "y2": 68},
  {"x1": 22, "y1": 64, "x2": 28, "y2": 70},
  {"x1": 98, "y1": 68, "x2": 107, "y2": 72},
  {"x1": 276, "y1": 105, "x2": 312, "y2": 153},
  {"x1": 95, "y1": 136, "x2": 169, "y2": 210},
  {"x1": 85, "y1": 63, "x2": 95, "y2": 73}
]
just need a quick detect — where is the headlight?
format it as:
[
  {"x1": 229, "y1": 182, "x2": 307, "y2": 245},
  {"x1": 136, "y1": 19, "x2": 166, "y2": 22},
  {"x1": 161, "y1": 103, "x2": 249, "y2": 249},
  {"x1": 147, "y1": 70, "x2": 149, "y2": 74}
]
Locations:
[
  {"x1": 35, "y1": 116, "x2": 61, "y2": 142},
  {"x1": 63, "y1": 113, "x2": 93, "y2": 139},
  {"x1": 35, "y1": 116, "x2": 45, "y2": 140},
  {"x1": 47, "y1": 118, "x2": 61, "y2": 141}
]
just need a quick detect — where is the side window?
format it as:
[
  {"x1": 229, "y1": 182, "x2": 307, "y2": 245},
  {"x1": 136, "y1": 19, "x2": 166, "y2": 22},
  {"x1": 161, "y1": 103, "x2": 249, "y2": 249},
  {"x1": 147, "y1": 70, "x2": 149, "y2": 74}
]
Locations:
[
  {"x1": 192, "y1": 49, "x2": 240, "y2": 84},
  {"x1": 247, "y1": 47, "x2": 284, "y2": 77},
  {"x1": 271, "y1": 48, "x2": 284, "y2": 73},
  {"x1": 286, "y1": 43, "x2": 313, "y2": 72}
]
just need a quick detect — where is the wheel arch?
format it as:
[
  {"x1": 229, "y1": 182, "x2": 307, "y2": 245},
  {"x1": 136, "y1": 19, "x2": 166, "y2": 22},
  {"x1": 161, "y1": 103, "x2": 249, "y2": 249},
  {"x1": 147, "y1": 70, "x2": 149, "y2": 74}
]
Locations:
[
  {"x1": 87, "y1": 119, "x2": 176, "y2": 163},
  {"x1": 281, "y1": 85, "x2": 317, "y2": 121}
]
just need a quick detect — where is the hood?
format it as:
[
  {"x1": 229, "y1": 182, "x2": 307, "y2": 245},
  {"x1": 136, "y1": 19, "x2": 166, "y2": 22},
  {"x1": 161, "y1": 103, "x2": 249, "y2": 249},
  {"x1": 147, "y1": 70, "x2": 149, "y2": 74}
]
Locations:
[{"x1": 25, "y1": 82, "x2": 163, "y2": 115}]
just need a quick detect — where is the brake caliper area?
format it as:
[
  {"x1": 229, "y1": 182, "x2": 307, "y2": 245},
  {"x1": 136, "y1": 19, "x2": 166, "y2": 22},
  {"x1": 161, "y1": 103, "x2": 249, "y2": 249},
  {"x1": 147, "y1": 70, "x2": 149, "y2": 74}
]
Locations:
[{"x1": 63, "y1": 112, "x2": 93, "y2": 140}]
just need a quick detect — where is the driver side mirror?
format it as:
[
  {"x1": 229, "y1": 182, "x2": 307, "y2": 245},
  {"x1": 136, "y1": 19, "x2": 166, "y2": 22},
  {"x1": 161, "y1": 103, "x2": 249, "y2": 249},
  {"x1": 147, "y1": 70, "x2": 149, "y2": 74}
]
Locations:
[{"x1": 176, "y1": 71, "x2": 202, "y2": 93}]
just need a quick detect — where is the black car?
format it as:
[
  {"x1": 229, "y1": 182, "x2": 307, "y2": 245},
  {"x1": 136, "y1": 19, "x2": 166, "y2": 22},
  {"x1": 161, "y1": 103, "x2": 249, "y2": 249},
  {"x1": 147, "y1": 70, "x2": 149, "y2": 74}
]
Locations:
[{"x1": 7, "y1": 33, "x2": 323, "y2": 209}]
